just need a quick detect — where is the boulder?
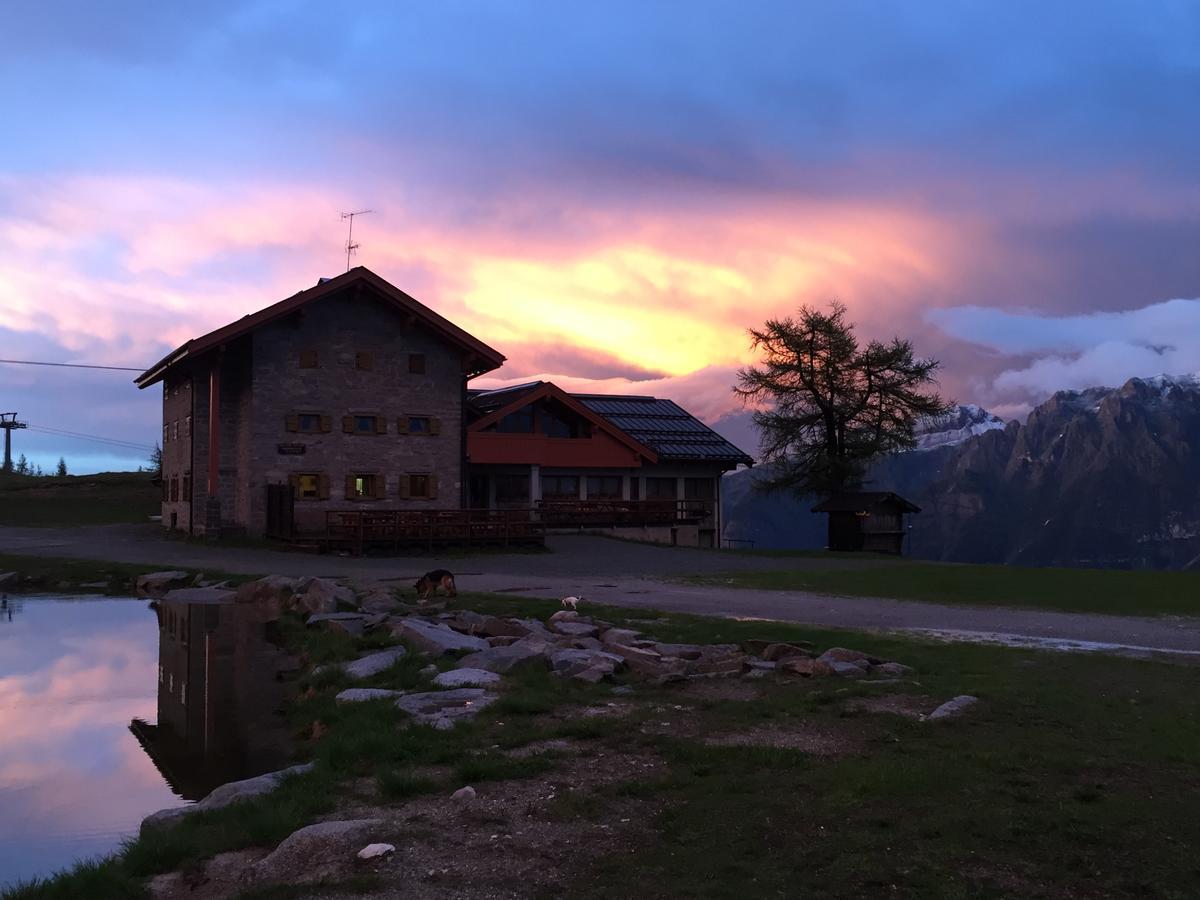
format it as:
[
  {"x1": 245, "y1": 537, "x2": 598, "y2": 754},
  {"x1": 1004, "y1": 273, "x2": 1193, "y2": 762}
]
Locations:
[
  {"x1": 433, "y1": 668, "x2": 502, "y2": 688},
  {"x1": 777, "y1": 657, "x2": 833, "y2": 677},
  {"x1": 141, "y1": 764, "x2": 314, "y2": 834},
  {"x1": 654, "y1": 643, "x2": 704, "y2": 661},
  {"x1": 481, "y1": 616, "x2": 533, "y2": 638},
  {"x1": 511, "y1": 618, "x2": 556, "y2": 639},
  {"x1": 827, "y1": 660, "x2": 867, "y2": 678},
  {"x1": 572, "y1": 665, "x2": 613, "y2": 684},
  {"x1": 486, "y1": 635, "x2": 521, "y2": 647},
  {"x1": 451, "y1": 785, "x2": 477, "y2": 802},
  {"x1": 294, "y1": 577, "x2": 355, "y2": 616},
  {"x1": 445, "y1": 610, "x2": 489, "y2": 635},
  {"x1": 162, "y1": 586, "x2": 237, "y2": 604},
  {"x1": 548, "y1": 648, "x2": 623, "y2": 674},
  {"x1": 458, "y1": 641, "x2": 548, "y2": 673},
  {"x1": 552, "y1": 621, "x2": 601, "y2": 638},
  {"x1": 249, "y1": 819, "x2": 386, "y2": 884},
  {"x1": 390, "y1": 617, "x2": 489, "y2": 655},
  {"x1": 0, "y1": 571, "x2": 18, "y2": 587},
  {"x1": 313, "y1": 647, "x2": 407, "y2": 680},
  {"x1": 818, "y1": 647, "x2": 880, "y2": 666},
  {"x1": 235, "y1": 574, "x2": 301, "y2": 607},
  {"x1": 685, "y1": 650, "x2": 746, "y2": 676},
  {"x1": 926, "y1": 695, "x2": 979, "y2": 721},
  {"x1": 396, "y1": 688, "x2": 497, "y2": 727},
  {"x1": 742, "y1": 638, "x2": 813, "y2": 656},
  {"x1": 336, "y1": 688, "x2": 404, "y2": 704},
  {"x1": 307, "y1": 612, "x2": 369, "y2": 636},
  {"x1": 606, "y1": 644, "x2": 686, "y2": 679},
  {"x1": 599, "y1": 627, "x2": 640, "y2": 647},
  {"x1": 567, "y1": 636, "x2": 604, "y2": 651},
  {"x1": 548, "y1": 609, "x2": 582, "y2": 624},
  {"x1": 136, "y1": 571, "x2": 190, "y2": 597},
  {"x1": 761, "y1": 642, "x2": 813, "y2": 662},
  {"x1": 746, "y1": 658, "x2": 777, "y2": 671}
]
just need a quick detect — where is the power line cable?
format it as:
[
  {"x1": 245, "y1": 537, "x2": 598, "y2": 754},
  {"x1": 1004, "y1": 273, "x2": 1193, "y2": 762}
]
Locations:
[
  {"x1": 26, "y1": 424, "x2": 156, "y2": 453},
  {"x1": 0, "y1": 358, "x2": 145, "y2": 373}
]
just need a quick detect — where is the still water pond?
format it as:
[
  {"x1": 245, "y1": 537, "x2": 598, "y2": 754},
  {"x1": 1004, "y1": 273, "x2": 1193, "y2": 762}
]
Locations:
[{"x1": 0, "y1": 595, "x2": 292, "y2": 888}]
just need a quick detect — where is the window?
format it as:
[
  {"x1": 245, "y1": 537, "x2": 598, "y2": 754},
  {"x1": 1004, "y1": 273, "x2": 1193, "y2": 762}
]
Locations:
[
  {"x1": 297, "y1": 474, "x2": 319, "y2": 499},
  {"x1": 182, "y1": 473, "x2": 191, "y2": 501},
  {"x1": 408, "y1": 353, "x2": 426, "y2": 375},
  {"x1": 287, "y1": 412, "x2": 329, "y2": 434},
  {"x1": 497, "y1": 404, "x2": 535, "y2": 433},
  {"x1": 542, "y1": 475, "x2": 580, "y2": 500},
  {"x1": 163, "y1": 424, "x2": 169, "y2": 444},
  {"x1": 169, "y1": 476, "x2": 178, "y2": 502},
  {"x1": 343, "y1": 415, "x2": 385, "y2": 434},
  {"x1": 345, "y1": 473, "x2": 382, "y2": 500},
  {"x1": 587, "y1": 476, "x2": 622, "y2": 499},
  {"x1": 645, "y1": 477, "x2": 678, "y2": 499},
  {"x1": 630, "y1": 477, "x2": 640, "y2": 501},
  {"x1": 184, "y1": 415, "x2": 191, "y2": 437},
  {"x1": 684, "y1": 478, "x2": 715, "y2": 501},
  {"x1": 401, "y1": 473, "x2": 438, "y2": 500},
  {"x1": 355, "y1": 351, "x2": 374, "y2": 371},
  {"x1": 299, "y1": 349, "x2": 319, "y2": 368},
  {"x1": 494, "y1": 473, "x2": 530, "y2": 507},
  {"x1": 399, "y1": 415, "x2": 440, "y2": 435},
  {"x1": 171, "y1": 421, "x2": 179, "y2": 441}
]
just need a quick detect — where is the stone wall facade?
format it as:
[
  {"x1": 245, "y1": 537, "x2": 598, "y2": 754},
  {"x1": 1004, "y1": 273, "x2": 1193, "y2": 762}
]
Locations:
[{"x1": 163, "y1": 287, "x2": 468, "y2": 537}]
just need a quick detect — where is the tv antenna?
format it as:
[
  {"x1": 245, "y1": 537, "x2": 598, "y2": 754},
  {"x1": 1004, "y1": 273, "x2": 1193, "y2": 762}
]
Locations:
[
  {"x1": 340, "y1": 209, "x2": 374, "y2": 272},
  {"x1": 1, "y1": 412, "x2": 27, "y2": 472}
]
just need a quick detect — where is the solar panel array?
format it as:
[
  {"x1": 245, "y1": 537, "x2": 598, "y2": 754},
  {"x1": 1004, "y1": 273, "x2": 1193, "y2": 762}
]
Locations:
[{"x1": 578, "y1": 396, "x2": 752, "y2": 463}]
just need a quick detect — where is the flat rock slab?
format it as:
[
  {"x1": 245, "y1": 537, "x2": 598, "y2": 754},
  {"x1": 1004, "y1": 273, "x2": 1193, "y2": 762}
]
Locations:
[
  {"x1": 141, "y1": 763, "x2": 314, "y2": 834},
  {"x1": 396, "y1": 688, "x2": 497, "y2": 728},
  {"x1": 433, "y1": 667, "x2": 502, "y2": 688},
  {"x1": 552, "y1": 621, "x2": 600, "y2": 638},
  {"x1": 312, "y1": 646, "x2": 407, "y2": 680},
  {"x1": 249, "y1": 819, "x2": 387, "y2": 885},
  {"x1": 458, "y1": 642, "x2": 548, "y2": 673},
  {"x1": 136, "y1": 571, "x2": 191, "y2": 597},
  {"x1": 926, "y1": 695, "x2": 979, "y2": 721},
  {"x1": 390, "y1": 617, "x2": 489, "y2": 655},
  {"x1": 336, "y1": 688, "x2": 404, "y2": 704}
]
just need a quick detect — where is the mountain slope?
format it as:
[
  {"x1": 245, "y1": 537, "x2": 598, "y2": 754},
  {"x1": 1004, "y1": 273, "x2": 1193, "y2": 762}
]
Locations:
[{"x1": 723, "y1": 378, "x2": 1200, "y2": 569}]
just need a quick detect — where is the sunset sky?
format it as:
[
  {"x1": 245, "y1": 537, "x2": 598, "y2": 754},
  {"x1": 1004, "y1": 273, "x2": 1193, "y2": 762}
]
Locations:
[{"x1": 2, "y1": 2, "x2": 1199, "y2": 472}]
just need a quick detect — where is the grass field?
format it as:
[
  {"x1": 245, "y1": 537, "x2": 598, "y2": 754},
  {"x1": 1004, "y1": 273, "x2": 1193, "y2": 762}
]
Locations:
[
  {"x1": 682, "y1": 558, "x2": 1200, "y2": 616},
  {"x1": 0, "y1": 471, "x2": 159, "y2": 527},
  {"x1": 8, "y1": 591, "x2": 1200, "y2": 899}
]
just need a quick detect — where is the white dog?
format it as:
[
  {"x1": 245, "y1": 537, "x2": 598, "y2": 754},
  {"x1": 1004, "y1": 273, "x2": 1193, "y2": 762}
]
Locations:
[{"x1": 560, "y1": 595, "x2": 583, "y2": 610}]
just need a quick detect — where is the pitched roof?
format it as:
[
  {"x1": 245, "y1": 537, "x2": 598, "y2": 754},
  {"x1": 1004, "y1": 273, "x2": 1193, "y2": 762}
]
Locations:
[
  {"x1": 575, "y1": 394, "x2": 754, "y2": 466},
  {"x1": 135, "y1": 267, "x2": 505, "y2": 388},
  {"x1": 811, "y1": 492, "x2": 921, "y2": 514},
  {"x1": 468, "y1": 381, "x2": 658, "y2": 462}
]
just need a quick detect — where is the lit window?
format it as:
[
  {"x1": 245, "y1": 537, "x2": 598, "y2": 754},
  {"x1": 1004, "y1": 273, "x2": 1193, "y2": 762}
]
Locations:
[
  {"x1": 352, "y1": 474, "x2": 377, "y2": 499},
  {"x1": 297, "y1": 474, "x2": 320, "y2": 499}
]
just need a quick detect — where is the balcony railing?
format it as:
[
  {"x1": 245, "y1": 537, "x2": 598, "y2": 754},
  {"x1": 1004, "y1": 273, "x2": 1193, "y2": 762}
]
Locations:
[{"x1": 537, "y1": 498, "x2": 713, "y2": 527}]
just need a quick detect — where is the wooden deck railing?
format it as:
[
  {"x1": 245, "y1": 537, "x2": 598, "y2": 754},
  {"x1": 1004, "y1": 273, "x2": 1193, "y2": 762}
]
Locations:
[
  {"x1": 537, "y1": 499, "x2": 714, "y2": 527},
  {"x1": 323, "y1": 508, "x2": 545, "y2": 554}
]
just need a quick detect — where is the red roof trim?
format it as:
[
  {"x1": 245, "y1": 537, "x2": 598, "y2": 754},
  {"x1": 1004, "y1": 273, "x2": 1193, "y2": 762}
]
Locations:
[
  {"x1": 136, "y1": 267, "x2": 505, "y2": 388},
  {"x1": 468, "y1": 382, "x2": 659, "y2": 463}
]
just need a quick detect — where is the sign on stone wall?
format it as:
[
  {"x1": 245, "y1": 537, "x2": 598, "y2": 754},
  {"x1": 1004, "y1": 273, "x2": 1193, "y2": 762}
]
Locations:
[{"x1": 277, "y1": 443, "x2": 307, "y2": 455}]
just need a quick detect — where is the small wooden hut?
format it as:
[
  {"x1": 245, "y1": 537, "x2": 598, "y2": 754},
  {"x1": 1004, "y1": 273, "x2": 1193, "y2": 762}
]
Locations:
[{"x1": 811, "y1": 491, "x2": 920, "y2": 555}]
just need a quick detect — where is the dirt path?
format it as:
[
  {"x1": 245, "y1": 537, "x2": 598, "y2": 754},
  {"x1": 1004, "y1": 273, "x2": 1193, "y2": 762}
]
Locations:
[{"x1": 5, "y1": 524, "x2": 1200, "y2": 656}]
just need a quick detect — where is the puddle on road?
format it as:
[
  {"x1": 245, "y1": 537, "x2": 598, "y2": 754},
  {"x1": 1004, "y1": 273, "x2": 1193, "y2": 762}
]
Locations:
[{"x1": 903, "y1": 628, "x2": 1200, "y2": 658}]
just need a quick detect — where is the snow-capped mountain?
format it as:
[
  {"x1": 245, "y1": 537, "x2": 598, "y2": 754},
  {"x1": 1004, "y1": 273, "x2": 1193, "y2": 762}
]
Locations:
[
  {"x1": 723, "y1": 375, "x2": 1200, "y2": 569},
  {"x1": 914, "y1": 404, "x2": 1005, "y2": 450}
]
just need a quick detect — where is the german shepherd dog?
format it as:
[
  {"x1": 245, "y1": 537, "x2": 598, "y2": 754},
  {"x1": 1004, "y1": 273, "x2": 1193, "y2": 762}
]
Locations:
[{"x1": 415, "y1": 569, "x2": 457, "y2": 601}]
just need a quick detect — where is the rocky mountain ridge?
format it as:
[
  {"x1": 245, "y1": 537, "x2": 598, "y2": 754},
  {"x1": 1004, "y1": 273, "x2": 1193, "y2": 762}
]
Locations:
[{"x1": 722, "y1": 375, "x2": 1200, "y2": 569}]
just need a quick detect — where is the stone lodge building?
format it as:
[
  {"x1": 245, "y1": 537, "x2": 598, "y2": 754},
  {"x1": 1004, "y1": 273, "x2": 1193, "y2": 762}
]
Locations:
[{"x1": 137, "y1": 268, "x2": 751, "y2": 545}]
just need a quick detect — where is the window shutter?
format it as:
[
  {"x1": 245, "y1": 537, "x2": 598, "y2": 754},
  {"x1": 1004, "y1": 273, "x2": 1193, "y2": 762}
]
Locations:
[
  {"x1": 344, "y1": 474, "x2": 356, "y2": 498},
  {"x1": 317, "y1": 473, "x2": 330, "y2": 499},
  {"x1": 355, "y1": 351, "x2": 374, "y2": 371},
  {"x1": 375, "y1": 417, "x2": 388, "y2": 435},
  {"x1": 299, "y1": 350, "x2": 318, "y2": 368},
  {"x1": 288, "y1": 474, "x2": 299, "y2": 497},
  {"x1": 428, "y1": 474, "x2": 438, "y2": 500},
  {"x1": 342, "y1": 416, "x2": 354, "y2": 433},
  {"x1": 374, "y1": 474, "x2": 387, "y2": 499},
  {"x1": 319, "y1": 415, "x2": 332, "y2": 433},
  {"x1": 409, "y1": 353, "x2": 425, "y2": 374},
  {"x1": 429, "y1": 417, "x2": 441, "y2": 436},
  {"x1": 285, "y1": 414, "x2": 299, "y2": 433},
  {"x1": 398, "y1": 474, "x2": 411, "y2": 499},
  {"x1": 396, "y1": 416, "x2": 409, "y2": 435}
]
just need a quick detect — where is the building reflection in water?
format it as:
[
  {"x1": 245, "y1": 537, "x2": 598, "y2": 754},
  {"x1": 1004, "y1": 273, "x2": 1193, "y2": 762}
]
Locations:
[{"x1": 130, "y1": 592, "x2": 302, "y2": 801}]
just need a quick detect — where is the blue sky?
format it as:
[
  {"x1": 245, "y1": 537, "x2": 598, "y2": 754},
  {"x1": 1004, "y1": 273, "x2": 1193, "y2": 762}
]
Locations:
[{"x1": 1, "y1": 1, "x2": 1199, "y2": 470}]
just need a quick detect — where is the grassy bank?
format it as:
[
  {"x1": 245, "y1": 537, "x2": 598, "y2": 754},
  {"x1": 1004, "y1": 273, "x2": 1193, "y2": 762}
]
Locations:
[
  {"x1": 681, "y1": 559, "x2": 1200, "y2": 616},
  {"x1": 8, "y1": 593, "x2": 1200, "y2": 898},
  {"x1": 0, "y1": 552, "x2": 257, "y2": 594},
  {"x1": 0, "y1": 471, "x2": 159, "y2": 527}
]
